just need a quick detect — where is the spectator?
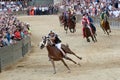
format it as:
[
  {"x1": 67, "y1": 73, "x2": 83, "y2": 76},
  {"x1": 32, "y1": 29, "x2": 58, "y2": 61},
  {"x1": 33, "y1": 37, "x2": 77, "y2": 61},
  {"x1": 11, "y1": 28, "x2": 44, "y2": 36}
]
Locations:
[
  {"x1": 55, "y1": 0, "x2": 120, "y2": 18},
  {"x1": 14, "y1": 29, "x2": 21, "y2": 41},
  {"x1": 0, "y1": 12, "x2": 31, "y2": 47}
]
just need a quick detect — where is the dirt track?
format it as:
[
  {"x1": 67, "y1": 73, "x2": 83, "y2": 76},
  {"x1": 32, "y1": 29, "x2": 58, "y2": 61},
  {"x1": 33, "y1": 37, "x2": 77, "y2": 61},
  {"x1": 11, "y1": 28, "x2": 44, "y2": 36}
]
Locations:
[{"x1": 0, "y1": 15, "x2": 120, "y2": 80}]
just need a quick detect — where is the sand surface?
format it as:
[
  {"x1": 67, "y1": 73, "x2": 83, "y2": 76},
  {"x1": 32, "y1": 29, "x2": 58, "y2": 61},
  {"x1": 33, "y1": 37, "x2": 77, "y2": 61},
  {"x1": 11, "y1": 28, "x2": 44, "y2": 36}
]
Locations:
[{"x1": 0, "y1": 15, "x2": 120, "y2": 80}]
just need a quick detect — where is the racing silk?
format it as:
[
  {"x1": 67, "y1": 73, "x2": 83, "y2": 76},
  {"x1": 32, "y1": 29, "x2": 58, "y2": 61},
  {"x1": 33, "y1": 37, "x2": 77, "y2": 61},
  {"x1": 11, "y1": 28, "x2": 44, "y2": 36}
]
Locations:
[
  {"x1": 100, "y1": 12, "x2": 108, "y2": 22},
  {"x1": 82, "y1": 16, "x2": 93, "y2": 37},
  {"x1": 48, "y1": 33, "x2": 61, "y2": 44},
  {"x1": 64, "y1": 11, "x2": 69, "y2": 20},
  {"x1": 87, "y1": 16, "x2": 93, "y2": 23},
  {"x1": 87, "y1": 16, "x2": 96, "y2": 32},
  {"x1": 81, "y1": 16, "x2": 89, "y2": 27},
  {"x1": 104, "y1": 13, "x2": 108, "y2": 21},
  {"x1": 100, "y1": 13, "x2": 104, "y2": 20}
]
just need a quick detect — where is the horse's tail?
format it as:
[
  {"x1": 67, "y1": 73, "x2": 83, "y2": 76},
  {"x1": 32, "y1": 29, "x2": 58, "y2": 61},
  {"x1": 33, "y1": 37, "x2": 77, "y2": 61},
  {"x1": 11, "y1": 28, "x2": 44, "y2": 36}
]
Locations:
[{"x1": 66, "y1": 43, "x2": 69, "y2": 47}]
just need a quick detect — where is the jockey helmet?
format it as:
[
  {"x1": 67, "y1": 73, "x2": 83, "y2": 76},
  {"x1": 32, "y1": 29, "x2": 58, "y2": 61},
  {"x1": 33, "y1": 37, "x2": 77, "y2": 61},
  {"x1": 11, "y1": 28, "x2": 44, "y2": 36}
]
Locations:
[{"x1": 49, "y1": 30, "x2": 55, "y2": 34}]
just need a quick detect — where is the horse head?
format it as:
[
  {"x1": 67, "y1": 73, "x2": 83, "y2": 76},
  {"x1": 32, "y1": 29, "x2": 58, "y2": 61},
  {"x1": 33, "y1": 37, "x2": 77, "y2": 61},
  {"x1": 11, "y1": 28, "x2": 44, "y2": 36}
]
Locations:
[{"x1": 39, "y1": 36, "x2": 53, "y2": 49}]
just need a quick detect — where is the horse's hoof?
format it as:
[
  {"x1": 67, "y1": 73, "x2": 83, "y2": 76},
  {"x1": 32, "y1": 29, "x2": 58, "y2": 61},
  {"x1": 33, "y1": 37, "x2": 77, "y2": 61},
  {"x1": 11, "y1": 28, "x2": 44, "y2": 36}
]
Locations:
[
  {"x1": 77, "y1": 63, "x2": 81, "y2": 66},
  {"x1": 87, "y1": 39, "x2": 90, "y2": 42},
  {"x1": 80, "y1": 57, "x2": 82, "y2": 60}
]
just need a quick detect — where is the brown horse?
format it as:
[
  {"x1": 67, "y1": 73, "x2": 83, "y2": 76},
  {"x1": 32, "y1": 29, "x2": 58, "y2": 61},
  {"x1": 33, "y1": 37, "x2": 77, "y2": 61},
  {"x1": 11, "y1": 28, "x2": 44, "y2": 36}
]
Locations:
[
  {"x1": 39, "y1": 36, "x2": 82, "y2": 74},
  {"x1": 100, "y1": 20, "x2": 111, "y2": 35},
  {"x1": 59, "y1": 13, "x2": 68, "y2": 33},
  {"x1": 59, "y1": 13, "x2": 64, "y2": 26},
  {"x1": 66, "y1": 13, "x2": 76, "y2": 33},
  {"x1": 83, "y1": 26, "x2": 97, "y2": 42}
]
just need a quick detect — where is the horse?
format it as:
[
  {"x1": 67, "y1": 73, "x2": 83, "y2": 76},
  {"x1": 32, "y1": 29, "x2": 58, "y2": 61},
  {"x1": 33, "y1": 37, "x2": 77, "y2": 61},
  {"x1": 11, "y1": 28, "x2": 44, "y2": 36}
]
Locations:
[
  {"x1": 58, "y1": 13, "x2": 69, "y2": 33},
  {"x1": 100, "y1": 17, "x2": 111, "y2": 35},
  {"x1": 83, "y1": 25, "x2": 97, "y2": 42},
  {"x1": 66, "y1": 13, "x2": 76, "y2": 33},
  {"x1": 59, "y1": 14, "x2": 64, "y2": 26},
  {"x1": 39, "y1": 36, "x2": 82, "y2": 74},
  {"x1": 90, "y1": 23, "x2": 97, "y2": 42}
]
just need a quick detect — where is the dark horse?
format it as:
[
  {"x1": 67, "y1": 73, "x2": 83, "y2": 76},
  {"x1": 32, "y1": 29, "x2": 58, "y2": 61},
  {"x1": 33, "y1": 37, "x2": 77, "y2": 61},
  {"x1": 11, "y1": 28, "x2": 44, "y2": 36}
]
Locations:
[
  {"x1": 83, "y1": 26, "x2": 97, "y2": 42},
  {"x1": 39, "y1": 36, "x2": 82, "y2": 74},
  {"x1": 100, "y1": 18, "x2": 111, "y2": 35},
  {"x1": 65, "y1": 13, "x2": 76, "y2": 33},
  {"x1": 59, "y1": 13, "x2": 69, "y2": 33},
  {"x1": 59, "y1": 13, "x2": 64, "y2": 26}
]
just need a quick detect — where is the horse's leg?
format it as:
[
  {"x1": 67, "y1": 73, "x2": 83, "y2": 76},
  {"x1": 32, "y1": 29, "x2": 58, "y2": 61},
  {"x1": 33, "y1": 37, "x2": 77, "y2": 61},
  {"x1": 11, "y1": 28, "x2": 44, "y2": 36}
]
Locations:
[
  {"x1": 64, "y1": 56, "x2": 77, "y2": 64},
  {"x1": 69, "y1": 23, "x2": 75, "y2": 33},
  {"x1": 74, "y1": 26, "x2": 76, "y2": 32},
  {"x1": 50, "y1": 59, "x2": 56, "y2": 74},
  {"x1": 109, "y1": 29, "x2": 111, "y2": 33},
  {"x1": 68, "y1": 25, "x2": 72, "y2": 33},
  {"x1": 86, "y1": 37, "x2": 90, "y2": 42},
  {"x1": 100, "y1": 23, "x2": 106, "y2": 34},
  {"x1": 103, "y1": 28, "x2": 106, "y2": 34},
  {"x1": 109, "y1": 27, "x2": 111, "y2": 33},
  {"x1": 62, "y1": 45, "x2": 82, "y2": 60},
  {"x1": 69, "y1": 28, "x2": 74, "y2": 33},
  {"x1": 93, "y1": 34, "x2": 97, "y2": 42},
  {"x1": 66, "y1": 50, "x2": 82, "y2": 61},
  {"x1": 106, "y1": 30, "x2": 109, "y2": 35},
  {"x1": 64, "y1": 55, "x2": 81, "y2": 66},
  {"x1": 91, "y1": 35, "x2": 95, "y2": 42},
  {"x1": 73, "y1": 23, "x2": 76, "y2": 33},
  {"x1": 102, "y1": 26, "x2": 106, "y2": 34},
  {"x1": 61, "y1": 59, "x2": 70, "y2": 73},
  {"x1": 107, "y1": 21, "x2": 111, "y2": 33},
  {"x1": 71, "y1": 52, "x2": 82, "y2": 60},
  {"x1": 105, "y1": 27, "x2": 109, "y2": 35},
  {"x1": 64, "y1": 23, "x2": 68, "y2": 34}
]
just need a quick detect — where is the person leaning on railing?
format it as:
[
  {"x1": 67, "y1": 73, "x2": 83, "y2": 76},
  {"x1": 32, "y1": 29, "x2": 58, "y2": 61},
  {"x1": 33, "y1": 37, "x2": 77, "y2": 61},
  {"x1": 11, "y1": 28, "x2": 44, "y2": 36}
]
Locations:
[{"x1": 0, "y1": 13, "x2": 31, "y2": 48}]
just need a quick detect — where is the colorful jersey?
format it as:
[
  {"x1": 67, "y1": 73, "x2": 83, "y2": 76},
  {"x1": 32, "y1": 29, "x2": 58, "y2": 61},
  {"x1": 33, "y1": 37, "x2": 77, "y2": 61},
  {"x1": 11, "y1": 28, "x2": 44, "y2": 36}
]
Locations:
[
  {"x1": 100, "y1": 13, "x2": 105, "y2": 20},
  {"x1": 81, "y1": 16, "x2": 89, "y2": 26},
  {"x1": 88, "y1": 16, "x2": 93, "y2": 23}
]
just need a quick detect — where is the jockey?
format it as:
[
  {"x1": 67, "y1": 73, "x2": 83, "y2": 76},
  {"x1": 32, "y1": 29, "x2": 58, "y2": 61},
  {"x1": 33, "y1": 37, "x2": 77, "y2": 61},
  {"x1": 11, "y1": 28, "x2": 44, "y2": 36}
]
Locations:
[
  {"x1": 100, "y1": 11, "x2": 105, "y2": 21},
  {"x1": 100, "y1": 11, "x2": 111, "y2": 32},
  {"x1": 48, "y1": 30, "x2": 66, "y2": 57},
  {"x1": 81, "y1": 13, "x2": 91, "y2": 38},
  {"x1": 63, "y1": 11, "x2": 69, "y2": 23},
  {"x1": 100, "y1": 11, "x2": 109, "y2": 22},
  {"x1": 86, "y1": 13, "x2": 96, "y2": 33},
  {"x1": 81, "y1": 13, "x2": 89, "y2": 27}
]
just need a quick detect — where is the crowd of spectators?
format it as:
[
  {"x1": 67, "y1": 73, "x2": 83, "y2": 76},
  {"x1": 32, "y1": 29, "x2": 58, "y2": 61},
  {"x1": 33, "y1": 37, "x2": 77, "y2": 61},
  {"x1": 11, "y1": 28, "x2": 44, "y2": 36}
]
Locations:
[
  {"x1": 0, "y1": 0, "x2": 119, "y2": 18},
  {"x1": 0, "y1": 1, "x2": 28, "y2": 12},
  {"x1": 0, "y1": 12, "x2": 31, "y2": 48},
  {"x1": 56, "y1": 0, "x2": 120, "y2": 18},
  {"x1": 27, "y1": 5, "x2": 59, "y2": 15}
]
